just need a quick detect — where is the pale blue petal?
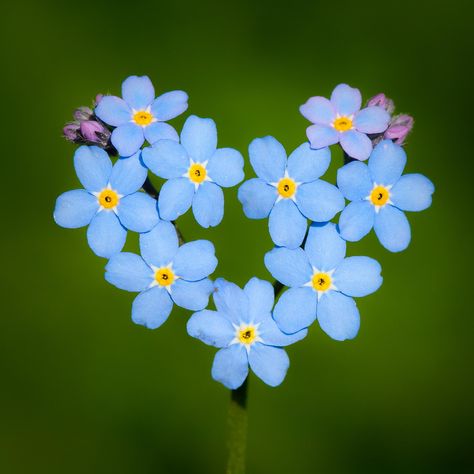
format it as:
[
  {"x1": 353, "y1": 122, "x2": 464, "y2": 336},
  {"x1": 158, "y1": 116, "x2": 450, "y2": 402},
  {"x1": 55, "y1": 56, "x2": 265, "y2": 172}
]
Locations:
[
  {"x1": 333, "y1": 256, "x2": 382, "y2": 297},
  {"x1": 264, "y1": 247, "x2": 312, "y2": 287},
  {"x1": 330, "y1": 84, "x2": 362, "y2": 116},
  {"x1": 181, "y1": 115, "x2": 217, "y2": 162},
  {"x1": 144, "y1": 122, "x2": 179, "y2": 145},
  {"x1": 187, "y1": 310, "x2": 235, "y2": 348},
  {"x1": 95, "y1": 96, "x2": 131, "y2": 127},
  {"x1": 122, "y1": 75, "x2": 155, "y2": 110},
  {"x1": 248, "y1": 136, "x2": 287, "y2": 182},
  {"x1": 151, "y1": 90, "x2": 188, "y2": 121},
  {"x1": 212, "y1": 345, "x2": 249, "y2": 390},
  {"x1": 243, "y1": 278, "x2": 275, "y2": 323},
  {"x1": 258, "y1": 318, "x2": 308, "y2": 346},
  {"x1": 173, "y1": 240, "x2": 217, "y2": 281},
  {"x1": 74, "y1": 146, "x2": 112, "y2": 193},
  {"x1": 131, "y1": 287, "x2": 173, "y2": 329},
  {"x1": 248, "y1": 344, "x2": 289, "y2": 387},
  {"x1": 340, "y1": 130, "x2": 373, "y2": 161},
  {"x1": 111, "y1": 123, "x2": 145, "y2": 157},
  {"x1": 87, "y1": 210, "x2": 126, "y2": 258},
  {"x1": 109, "y1": 152, "x2": 147, "y2": 195},
  {"x1": 287, "y1": 143, "x2": 331, "y2": 182},
  {"x1": 304, "y1": 222, "x2": 346, "y2": 270},
  {"x1": 368, "y1": 140, "x2": 407, "y2": 185},
  {"x1": 207, "y1": 148, "x2": 245, "y2": 187},
  {"x1": 238, "y1": 178, "x2": 276, "y2": 219},
  {"x1": 297, "y1": 180, "x2": 345, "y2": 222},
  {"x1": 158, "y1": 178, "x2": 195, "y2": 221},
  {"x1": 54, "y1": 190, "x2": 98, "y2": 228},
  {"x1": 272, "y1": 286, "x2": 317, "y2": 334},
  {"x1": 299, "y1": 96, "x2": 336, "y2": 125},
  {"x1": 142, "y1": 140, "x2": 189, "y2": 179},
  {"x1": 171, "y1": 278, "x2": 214, "y2": 311},
  {"x1": 390, "y1": 174, "x2": 435, "y2": 212},
  {"x1": 306, "y1": 124, "x2": 339, "y2": 149},
  {"x1": 139, "y1": 221, "x2": 179, "y2": 267},
  {"x1": 192, "y1": 182, "x2": 224, "y2": 228},
  {"x1": 374, "y1": 205, "x2": 411, "y2": 252},
  {"x1": 269, "y1": 199, "x2": 307, "y2": 249},
  {"x1": 338, "y1": 201, "x2": 375, "y2": 242},
  {"x1": 354, "y1": 106, "x2": 390, "y2": 133},
  {"x1": 117, "y1": 192, "x2": 159, "y2": 232},
  {"x1": 213, "y1": 278, "x2": 249, "y2": 324},
  {"x1": 337, "y1": 161, "x2": 373, "y2": 201},
  {"x1": 317, "y1": 292, "x2": 360, "y2": 341},
  {"x1": 105, "y1": 252, "x2": 153, "y2": 292}
]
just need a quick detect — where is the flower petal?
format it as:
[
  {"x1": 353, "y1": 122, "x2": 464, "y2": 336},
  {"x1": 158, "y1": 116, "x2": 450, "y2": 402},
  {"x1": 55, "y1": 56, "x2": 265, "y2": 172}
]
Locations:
[
  {"x1": 340, "y1": 130, "x2": 373, "y2": 161},
  {"x1": 158, "y1": 178, "x2": 195, "y2": 221},
  {"x1": 139, "y1": 221, "x2": 179, "y2": 267},
  {"x1": 268, "y1": 199, "x2": 307, "y2": 249},
  {"x1": 109, "y1": 152, "x2": 147, "y2": 195},
  {"x1": 117, "y1": 192, "x2": 159, "y2": 232},
  {"x1": 212, "y1": 345, "x2": 249, "y2": 390},
  {"x1": 181, "y1": 115, "x2": 217, "y2": 162},
  {"x1": 238, "y1": 178, "x2": 276, "y2": 219},
  {"x1": 390, "y1": 174, "x2": 435, "y2": 212},
  {"x1": 337, "y1": 161, "x2": 373, "y2": 201},
  {"x1": 171, "y1": 278, "x2": 214, "y2": 311},
  {"x1": 187, "y1": 310, "x2": 235, "y2": 348},
  {"x1": 273, "y1": 286, "x2": 317, "y2": 334},
  {"x1": 243, "y1": 278, "x2": 275, "y2": 323},
  {"x1": 122, "y1": 75, "x2": 155, "y2": 110},
  {"x1": 74, "y1": 146, "x2": 112, "y2": 193},
  {"x1": 258, "y1": 318, "x2": 308, "y2": 346},
  {"x1": 173, "y1": 240, "x2": 217, "y2": 281},
  {"x1": 297, "y1": 180, "x2": 345, "y2": 222},
  {"x1": 192, "y1": 182, "x2": 224, "y2": 228},
  {"x1": 213, "y1": 278, "x2": 249, "y2": 325},
  {"x1": 368, "y1": 139, "x2": 407, "y2": 185},
  {"x1": 304, "y1": 222, "x2": 346, "y2": 270},
  {"x1": 248, "y1": 136, "x2": 287, "y2": 183},
  {"x1": 87, "y1": 210, "x2": 126, "y2": 258},
  {"x1": 105, "y1": 252, "x2": 153, "y2": 292},
  {"x1": 317, "y1": 291, "x2": 360, "y2": 341},
  {"x1": 151, "y1": 90, "x2": 188, "y2": 121},
  {"x1": 354, "y1": 106, "x2": 390, "y2": 133},
  {"x1": 144, "y1": 122, "x2": 179, "y2": 145},
  {"x1": 131, "y1": 286, "x2": 173, "y2": 329},
  {"x1": 264, "y1": 247, "x2": 312, "y2": 288},
  {"x1": 142, "y1": 140, "x2": 189, "y2": 179},
  {"x1": 338, "y1": 200, "x2": 375, "y2": 242},
  {"x1": 374, "y1": 205, "x2": 411, "y2": 252},
  {"x1": 299, "y1": 96, "x2": 336, "y2": 125},
  {"x1": 333, "y1": 256, "x2": 382, "y2": 297},
  {"x1": 287, "y1": 143, "x2": 331, "y2": 182},
  {"x1": 330, "y1": 84, "x2": 361, "y2": 116},
  {"x1": 207, "y1": 148, "x2": 245, "y2": 187},
  {"x1": 95, "y1": 96, "x2": 131, "y2": 127},
  {"x1": 248, "y1": 344, "x2": 289, "y2": 387},
  {"x1": 306, "y1": 124, "x2": 339, "y2": 149},
  {"x1": 111, "y1": 123, "x2": 145, "y2": 157},
  {"x1": 54, "y1": 189, "x2": 98, "y2": 228}
]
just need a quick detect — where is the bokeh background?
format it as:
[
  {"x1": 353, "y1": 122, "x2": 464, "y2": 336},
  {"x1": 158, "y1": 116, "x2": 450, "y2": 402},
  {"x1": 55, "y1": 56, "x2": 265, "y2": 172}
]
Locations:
[{"x1": 1, "y1": 0, "x2": 472, "y2": 472}]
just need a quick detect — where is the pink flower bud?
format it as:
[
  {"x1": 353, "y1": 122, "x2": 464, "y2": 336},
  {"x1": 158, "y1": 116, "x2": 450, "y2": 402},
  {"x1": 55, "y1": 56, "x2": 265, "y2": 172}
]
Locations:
[
  {"x1": 80, "y1": 120, "x2": 110, "y2": 144},
  {"x1": 367, "y1": 93, "x2": 395, "y2": 114},
  {"x1": 73, "y1": 106, "x2": 93, "y2": 121},
  {"x1": 384, "y1": 114, "x2": 414, "y2": 145},
  {"x1": 94, "y1": 94, "x2": 104, "y2": 106},
  {"x1": 63, "y1": 122, "x2": 80, "y2": 141}
]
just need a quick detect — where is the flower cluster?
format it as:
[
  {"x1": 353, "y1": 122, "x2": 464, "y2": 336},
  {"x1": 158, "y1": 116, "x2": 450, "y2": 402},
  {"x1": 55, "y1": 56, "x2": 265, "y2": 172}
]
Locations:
[{"x1": 54, "y1": 77, "x2": 434, "y2": 390}]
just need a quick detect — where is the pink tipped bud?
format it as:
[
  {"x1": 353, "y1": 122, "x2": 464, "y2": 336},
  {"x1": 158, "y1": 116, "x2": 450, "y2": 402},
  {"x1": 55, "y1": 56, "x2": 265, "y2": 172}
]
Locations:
[
  {"x1": 80, "y1": 120, "x2": 110, "y2": 144},
  {"x1": 63, "y1": 122, "x2": 80, "y2": 141},
  {"x1": 384, "y1": 114, "x2": 414, "y2": 145},
  {"x1": 367, "y1": 93, "x2": 395, "y2": 114},
  {"x1": 73, "y1": 106, "x2": 93, "y2": 121},
  {"x1": 94, "y1": 94, "x2": 104, "y2": 106}
]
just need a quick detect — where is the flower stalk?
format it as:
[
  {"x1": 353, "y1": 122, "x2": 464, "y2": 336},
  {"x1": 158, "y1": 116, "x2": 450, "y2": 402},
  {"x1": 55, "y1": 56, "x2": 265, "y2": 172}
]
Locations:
[{"x1": 227, "y1": 379, "x2": 248, "y2": 474}]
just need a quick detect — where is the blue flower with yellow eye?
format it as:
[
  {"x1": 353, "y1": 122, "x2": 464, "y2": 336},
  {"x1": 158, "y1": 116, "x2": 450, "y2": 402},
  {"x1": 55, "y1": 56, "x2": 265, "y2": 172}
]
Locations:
[
  {"x1": 54, "y1": 146, "x2": 159, "y2": 258},
  {"x1": 105, "y1": 221, "x2": 217, "y2": 329},
  {"x1": 238, "y1": 136, "x2": 344, "y2": 249},
  {"x1": 95, "y1": 75, "x2": 188, "y2": 157},
  {"x1": 265, "y1": 222, "x2": 382, "y2": 341},
  {"x1": 187, "y1": 277, "x2": 307, "y2": 389},
  {"x1": 142, "y1": 115, "x2": 245, "y2": 228},
  {"x1": 337, "y1": 140, "x2": 435, "y2": 252}
]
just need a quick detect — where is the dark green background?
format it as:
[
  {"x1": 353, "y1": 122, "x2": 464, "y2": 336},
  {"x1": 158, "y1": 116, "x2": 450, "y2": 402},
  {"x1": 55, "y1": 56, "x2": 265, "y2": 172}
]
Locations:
[{"x1": 1, "y1": 0, "x2": 472, "y2": 472}]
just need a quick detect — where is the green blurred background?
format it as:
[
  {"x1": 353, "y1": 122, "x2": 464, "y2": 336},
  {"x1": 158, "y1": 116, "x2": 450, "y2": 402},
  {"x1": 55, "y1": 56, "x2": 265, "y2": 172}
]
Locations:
[{"x1": 1, "y1": 0, "x2": 472, "y2": 472}]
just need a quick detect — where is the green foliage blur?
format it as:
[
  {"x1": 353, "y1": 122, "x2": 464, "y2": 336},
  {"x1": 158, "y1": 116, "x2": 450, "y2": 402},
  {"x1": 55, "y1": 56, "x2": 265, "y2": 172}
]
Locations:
[{"x1": 1, "y1": 0, "x2": 472, "y2": 472}]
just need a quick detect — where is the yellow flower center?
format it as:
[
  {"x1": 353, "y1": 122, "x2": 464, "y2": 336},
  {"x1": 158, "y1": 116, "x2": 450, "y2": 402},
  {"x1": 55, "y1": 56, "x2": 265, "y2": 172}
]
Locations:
[
  {"x1": 133, "y1": 110, "x2": 153, "y2": 126},
  {"x1": 154, "y1": 268, "x2": 175, "y2": 287},
  {"x1": 333, "y1": 116, "x2": 353, "y2": 132},
  {"x1": 238, "y1": 326, "x2": 257, "y2": 345},
  {"x1": 188, "y1": 163, "x2": 207, "y2": 184},
  {"x1": 312, "y1": 272, "x2": 332, "y2": 292},
  {"x1": 98, "y1": 189, "x2": 119, "y2": 209},
  {"x1": 370, "y1": 185, "x2": 390, "y2": 206},
  {"x1": 277, "y1": 177, "x2": 296, "y2": 198}
]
